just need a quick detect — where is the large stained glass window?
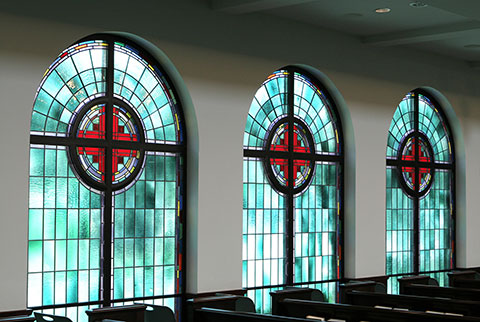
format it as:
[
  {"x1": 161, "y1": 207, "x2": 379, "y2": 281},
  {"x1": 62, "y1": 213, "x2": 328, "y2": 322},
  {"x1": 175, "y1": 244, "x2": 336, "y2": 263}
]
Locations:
[
  {"x1": 28, "y1": 34, "x2": 186, "y2": 321},
  {"x1": 386, "y1": 89, "x2": 455, "y2": 293},
  {"x1": 243, "y1": 67, "x2": 344, "y2": 312}
]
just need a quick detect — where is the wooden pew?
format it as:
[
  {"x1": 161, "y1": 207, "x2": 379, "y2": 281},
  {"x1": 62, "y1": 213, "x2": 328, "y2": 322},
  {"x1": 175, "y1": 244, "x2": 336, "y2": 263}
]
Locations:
[
  {"x1": 85, "y1": 304, "x2": 146, "y2": 322},
  {"x1": 277, "y1": 298, "x2": 480, "y2": 322},
  {"x1": 0, "y1": 310, "x2": 34, "y2": 322},
  {"x1": 398, "y1": 276, "x2": 480, "y2": 301},
  {"x1": 344, "y1": 290, "x2": 480, "y2": 317},
  {"x1": 194, "y1": 307, "x2": 313, "y2": 322},
  {"x1": 270, "y1": 288, "x2": 324, "y2": 316},
  {"x1": 449, "y1": 271, "x2": 480, "y2": 289},
  {"x1": 187, "y1": 294, "x2": 255, "y2": 322},
  {"x1": 338, "y1": 281, "x2": 385, "y2": 304}
]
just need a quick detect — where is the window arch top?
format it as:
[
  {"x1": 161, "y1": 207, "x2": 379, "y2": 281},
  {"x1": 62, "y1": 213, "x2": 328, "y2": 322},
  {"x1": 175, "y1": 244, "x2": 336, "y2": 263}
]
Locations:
[
  {"x1": 244, "y1": 69, "x2": 340, "y2": 155},
  {"x1": 387, "y1": 92, "x2": 452, "y2": 163},
  {"x1": 31, "y1": 37, "x2": 184, "y2": 145}
]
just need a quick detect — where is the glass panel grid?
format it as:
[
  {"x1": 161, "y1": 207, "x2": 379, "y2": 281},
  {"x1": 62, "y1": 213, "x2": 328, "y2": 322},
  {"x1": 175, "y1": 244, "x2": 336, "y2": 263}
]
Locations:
[
  {"x1": 293, "y1": 73, "x2": 339, "y2": 154},
  {"x1": 385, "y1": 167, "x2": 414, "y2": 276},
  {"x1": 242, "y1": 158, "x2": 286, "y2": 291},
  {"x1": 112, "y1": 152, "x2": 181, "y2": 300},
  {"x1": 32, "y1": 40, "x2": 107, "y2": 136},
  {"x1": 28, "y1": 145, "x2": 102, "y2": 308},
  {"x1": 294, "y1": 162, "x2": 340, "y2": 284},
  {"x1": 113, "y1": 43, "x2": 182, "y2": 144},
  {"x1": 243, "y1": 70, "x2": 288, "y2": 150},
  {"x1": 419, "y1": 170, "x2": 453, "y2": 273}
]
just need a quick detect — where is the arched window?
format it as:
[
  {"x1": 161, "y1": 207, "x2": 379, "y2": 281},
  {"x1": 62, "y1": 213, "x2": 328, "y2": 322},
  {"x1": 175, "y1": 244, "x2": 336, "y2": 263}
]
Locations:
[
  {"x1": 28, "y1": 34, "x2": 186, "y2": 321},
  {"x1": 386, "y1": 89, "x2": 455, "y2": 292},
  {"x1": 243, "y1": 67, "x2": 344, "y2": 312}
]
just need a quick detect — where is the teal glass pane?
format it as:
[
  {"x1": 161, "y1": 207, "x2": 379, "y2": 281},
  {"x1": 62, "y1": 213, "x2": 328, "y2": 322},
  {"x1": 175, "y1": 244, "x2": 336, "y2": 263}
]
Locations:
[
  {"x1": 112, "y1": 153, "x2": 181, "y2": 300},
  {"x1": 28, "y1": 146, "x2": 102, "y2": 308},
  {"x1": 243, "y1": 70, "x2": 288, "y2": 149},
  {"x1": 242, "y1": 158, "x2": 286, "y2": 290},
  {"x1": 246, "y1": 286, "x2": 281, "y2": 314},
  {"x1": 114, "y1": 43, "x2": 181, "y2": 144},
  {"x1": 385, "y1": 167, "x2": 414, "y2": 276},
  {"x1": 419, "y1": 170, "x2": 453, "y2": 273},
  {"x1": 294, "y1": 162, "x2": 339, "y2": 283},
  {"x1": 293, "y1": 73, "x2": 339, "y2": 154},
  {"x1": 31, "y1": 40, "x2": 107, "y2": 136},
  {"x1": 386, "y1": 94, "x2": 415, "y2": 158},
  {"x1": 418, "y1": 94, "x2": 452, "y2": 163}
]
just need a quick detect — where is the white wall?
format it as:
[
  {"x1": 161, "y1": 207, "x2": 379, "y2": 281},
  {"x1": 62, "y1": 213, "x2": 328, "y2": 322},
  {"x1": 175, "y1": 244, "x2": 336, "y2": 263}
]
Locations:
[{"x1": 0, "y1": 0, "x2": 480, "y2": 310}]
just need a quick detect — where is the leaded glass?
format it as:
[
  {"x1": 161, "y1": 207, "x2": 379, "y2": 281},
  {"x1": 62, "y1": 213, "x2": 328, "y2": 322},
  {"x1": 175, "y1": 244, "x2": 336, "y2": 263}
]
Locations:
[
  {"x1": 386, "y1": 90, "x2": 454, "y2": 293},
  {"x1": 28, "y1": 34, "x2": 186, "y2": 321},
  {"x1": 243, "y1": 67, "x2": 343, "y2": 312}
]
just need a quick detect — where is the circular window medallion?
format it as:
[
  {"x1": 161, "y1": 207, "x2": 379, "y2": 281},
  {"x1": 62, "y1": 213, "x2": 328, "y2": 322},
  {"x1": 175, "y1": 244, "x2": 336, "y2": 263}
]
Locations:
[
  {"x1": 398, "y1": 133, "x2": 434, "y2": 196},
  {"x1": 264, "y1": 117, "x2": 315, "y2": 194},
  {"x1": 69, "y1": 100, "x2": 145, "y2": 191}
]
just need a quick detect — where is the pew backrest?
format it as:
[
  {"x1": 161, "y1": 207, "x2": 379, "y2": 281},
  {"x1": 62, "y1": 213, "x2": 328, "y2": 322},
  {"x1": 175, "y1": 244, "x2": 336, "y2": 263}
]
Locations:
[
  {"x1": 339, "y1": 281, "x2": 386, "y2": 303},
  {"x1": 280, "y1": 298, "x2": 480, "y2": 322},
  {"x1": 270, "y1": 288, "x2": 324, "y2": 315},
  {"x1": 345, "y1": 290, "x2": 480, "y2": 317},
  {"x1": 194, "y1": 307, "x2": 310, "y2": 322},
  {"x1": 401, "y1": 283, "x2": 480, "y2": 301},
  {"x1": 85, "y1": 304, "x2": 146, "y2": 322},
  {"x1": 34, "y1": 313, "x2": 72, "y2": 322}
]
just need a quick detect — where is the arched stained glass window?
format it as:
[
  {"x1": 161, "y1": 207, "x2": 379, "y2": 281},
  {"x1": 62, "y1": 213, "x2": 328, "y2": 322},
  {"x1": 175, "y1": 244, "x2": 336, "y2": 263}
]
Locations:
[
  {"x1": 386, "y1": 89, "x2": 454, "y2": 293},
  {"x1": 28, "y1": 34, "x2": 186, "y2": 321},
  {"x1": 243, "y1": 67, "x2": 344, "y2": 312}
]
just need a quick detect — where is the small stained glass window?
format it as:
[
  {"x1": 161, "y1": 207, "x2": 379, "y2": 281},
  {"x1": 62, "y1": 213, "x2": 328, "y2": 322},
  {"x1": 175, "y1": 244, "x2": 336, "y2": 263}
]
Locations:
[
  {"x1": 28, "y1": 34, "x2": 186, "y2": 322},
  {"x1": 243, "y1": 67, "x2": 344, "y2": 312},
  {"x1": 385, "y1": 90, "x2": 455, "y2": 293}
]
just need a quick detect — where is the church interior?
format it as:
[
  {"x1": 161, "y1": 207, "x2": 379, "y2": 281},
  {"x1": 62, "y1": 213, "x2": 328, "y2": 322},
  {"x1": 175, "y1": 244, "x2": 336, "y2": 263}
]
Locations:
[{"x1": 1, "y1": 0, "x2": 480, "y2": 321}]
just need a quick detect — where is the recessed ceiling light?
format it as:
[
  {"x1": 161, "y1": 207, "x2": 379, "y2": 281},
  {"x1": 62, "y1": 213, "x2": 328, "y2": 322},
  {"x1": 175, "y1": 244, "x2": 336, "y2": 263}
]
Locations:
[
  {"x1": 464, "y1": 44, "x2": 480, "y2": 49},
  {"x1": 375, "y1": 7, "x2": 391, "y2": 13},
  {"x1": 409, "y1": 1, "x2": 428, "y2": 8}
]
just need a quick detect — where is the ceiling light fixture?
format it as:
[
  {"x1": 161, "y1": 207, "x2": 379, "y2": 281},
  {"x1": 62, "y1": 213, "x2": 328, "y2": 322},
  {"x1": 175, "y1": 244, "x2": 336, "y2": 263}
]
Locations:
[
  {"x1": 409, "y1": 1, "x2": 428, "y2": 8},
  {"x1": 375, "y1": 7, "x2": 391, "y2": 13}
]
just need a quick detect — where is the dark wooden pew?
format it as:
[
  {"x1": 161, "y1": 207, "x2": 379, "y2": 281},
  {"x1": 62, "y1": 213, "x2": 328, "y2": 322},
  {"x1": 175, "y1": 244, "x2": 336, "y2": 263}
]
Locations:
[
  {"x1": 187, "y1": 294, "x2": 255, "y2": 322},
  {"x1": 338, "y1": 281, "x2": 386, "y2": 303},
  {"x1": 0, "y1": 310, "x2": 34, "y2": 322},
  {"x1": 344, "y1": 290, "x2": 480, "y2": 317},
  {"x1": 398, "y1": 276, "x2": 480, "y2": 301},
  {"x1": 85, "y1": 304, "x2": 146, "y2": 322},
  {"x1": 194, "y1": 307, "x2": 313, "y2": 322},
  {"x1": 449, "y1": 271, "x2": 480, "y2": 289},
  {"x1": 277, "y1": 298, "x2": 480, "y2": 322},
  {"x1": 270, "y1": 288, "x2": 324, "y2": 316}
]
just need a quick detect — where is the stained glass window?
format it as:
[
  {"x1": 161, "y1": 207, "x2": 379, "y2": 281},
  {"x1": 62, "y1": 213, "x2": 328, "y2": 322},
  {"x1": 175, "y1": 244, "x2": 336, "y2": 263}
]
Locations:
[
  {"x1": 28, "y1": 34, "x2": 186, "y2": 322},
  {"x1": 243, "y1": 67, "x2": 344, "y2": 312},
  {"x1": 386, "y1": 90, "x2": 454, "y2": 293}
]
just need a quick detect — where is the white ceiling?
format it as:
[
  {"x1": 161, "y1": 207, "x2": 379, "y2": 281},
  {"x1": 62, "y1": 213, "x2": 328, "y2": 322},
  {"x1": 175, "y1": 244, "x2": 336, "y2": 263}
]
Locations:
[{"x1": 210, "y1": 0, "x2": 480, "y2": 64}]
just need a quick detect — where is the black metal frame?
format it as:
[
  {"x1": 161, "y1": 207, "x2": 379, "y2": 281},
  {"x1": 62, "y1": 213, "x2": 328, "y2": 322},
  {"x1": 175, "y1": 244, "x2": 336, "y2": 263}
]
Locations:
[
  {"x1": 243, "y1": 66, "x2": 345, "y2": 289},
  {"x1": 385, "y1": 88, "x2": 456, "y2": 276},
  {"x1": 29, "y1": 33, "x2": 187, "y2": 317}
]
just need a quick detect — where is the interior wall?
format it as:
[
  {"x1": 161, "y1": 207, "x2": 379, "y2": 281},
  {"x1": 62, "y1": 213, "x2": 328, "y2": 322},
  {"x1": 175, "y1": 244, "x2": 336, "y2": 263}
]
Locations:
[{"x1": 0, "y1": 0, "x2": 479, "y2": 310}]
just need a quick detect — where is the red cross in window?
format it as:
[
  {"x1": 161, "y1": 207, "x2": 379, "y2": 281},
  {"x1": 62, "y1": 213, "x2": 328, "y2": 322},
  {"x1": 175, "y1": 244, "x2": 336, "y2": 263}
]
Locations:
[
  {"x1": 270, "y1": 124, "x2": 310, "y2": 187},
  {"x1": 77, "y1": 106, "x2": 138, "y2": 182},
  {"x1": 401, "y1": 138, "x2": 431, "y2": 189}
]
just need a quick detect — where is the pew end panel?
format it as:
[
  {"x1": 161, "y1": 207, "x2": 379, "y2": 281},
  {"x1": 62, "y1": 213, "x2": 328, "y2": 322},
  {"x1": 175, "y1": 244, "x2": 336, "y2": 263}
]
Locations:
[
  {"x1": 187, "y1": 295, "x2": 255, "y2": 322},
  {"x1": 134, "y1": 304, "x2": 175, "y2": 322},
  {"x1": 85, "y1": 304, "x2": 146, "y2": 322},
  {"x1": 339, "y1": 281, "x2": 386, "y2": 303},
  {"x1": 398, "y1": 275, "x2": 438, "y2": 294},
  {"x1": 34, "y1": 313, "x2": 72, "y2": 322},
  {"x1": 270, "y1": 288, "x2": 324, "y2": 316}
]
